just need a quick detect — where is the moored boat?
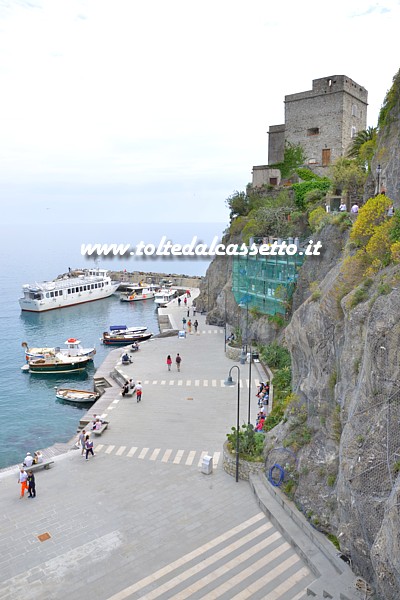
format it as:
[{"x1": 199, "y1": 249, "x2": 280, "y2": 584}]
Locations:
[
  {"x1": 22, "y1": 339, "x2": 96, "y2": 361},
  {"x1": 154, "y1": 288, "x2": 177, "y2": 307},
  {"x1": 120, "y1": 284, "x2": 158, "y2": 302},
  {"x1": 22, "y1": 354, "x2": 92, "y2": 374},
  {"x1": 19, "y1": 268, "x2": 120, "y2": 312},
  {"x1": 55, "y1": 388, "x2": 100, "y2": 403},
  {"x1": 102, "y1": 329, "x2": 153, "y2": 345}
]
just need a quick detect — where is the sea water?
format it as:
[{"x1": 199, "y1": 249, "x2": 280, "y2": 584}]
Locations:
[{"x1": 0, "y1": 221, "x2": 219, "y2": 469}]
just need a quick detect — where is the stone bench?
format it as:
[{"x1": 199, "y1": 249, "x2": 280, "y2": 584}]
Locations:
[
  {"x1": 23, "y1": 459, "x2": 54, "y2": 472},
  {"x1": 92, "y1": 423, "x2": 108, "y2": 436}
]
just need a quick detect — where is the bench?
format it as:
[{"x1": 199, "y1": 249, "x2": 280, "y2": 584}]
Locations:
[
  {"x1": 23, "y1": 459, "x2": 54, "y2": 472},
  {"x1": 92, "y1": 423, "x2": 108, "y2": 436},
  {"x1": 120, "y1": 389, "x2": 135, "y2": 397}
]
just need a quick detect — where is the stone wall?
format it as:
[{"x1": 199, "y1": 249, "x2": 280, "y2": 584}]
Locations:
[
  {"x1": 222, "y1": 440, "x2": 264, "y2": 481},
  {"x1": 268, "y1": 75, "x2": 367, "y2": 174}
]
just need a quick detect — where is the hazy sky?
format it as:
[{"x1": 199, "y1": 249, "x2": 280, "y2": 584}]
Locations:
[{"x1": 1, "y1": 0, "x2": 399, "y2": 225}]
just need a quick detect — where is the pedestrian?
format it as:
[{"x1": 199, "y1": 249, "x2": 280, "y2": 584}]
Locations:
[
  {"x1": 23, "y1": 452, "x2": 33, "y2": 468},
  {"x1": 178, "y1": 297, "x2": 181, "y2": 307},
  {"x1": 176, "y1": 353, "x2": 182, "y2": 372},
  {"x1": 27, "y1": 470, "x2": 36, "y2": 498},
  {"x1": 18, "y1": 468, "x2": 28, "y2": 499},
  {"x1": 193, "y1": 305, "x2": 196, "y2": 316},
  {"x1": 339, "y1": 201, "x2": 346, "y2": 212},
  {"x1": 79, "y1": 429, "x2": 87, "y2": 456},
  {"x1": 122, "y1": 381, "x2": 130, "y2": 396},
  {"x1": 187, "y1": 308, "x2": 190, "y2": 317},
  {"x1": 167, "y1": 355, "x2": 172, "y2": 371},
  {"x1": 136, "y1": 381, "x2": 143, "y2": 402},
  {"x1": 187, "y1": 319, "x2": 192, "y2": 334},
  {"x1": 129, "y1": 378, "x2": 135, "y2": 390},
  {"x1": 33, "y1": 450, "x2": 43, "y2": 464},
  {"x1": 351, "y1": 203, "x2": 359, "y2": 214},
  {"x1": 182, "y1": 317, "x2": 187, "y2": 330},
  {"x1": 194, "y1": 319, "x2": 198, "y2": 333},
  {"x1": 85, "y1": 435, "x2": 95, "y2": 460},
  {"x1": 184, "y1": 296, "x2": 187, "y2": 306}
]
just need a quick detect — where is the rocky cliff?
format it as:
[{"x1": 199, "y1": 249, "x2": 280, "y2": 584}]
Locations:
[{"x1": 198, "y1": 69, "x2": 400, "y2": 599}]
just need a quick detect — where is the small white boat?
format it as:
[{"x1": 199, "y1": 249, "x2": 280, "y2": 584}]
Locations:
[
  {"x1": 55, "y1": 388, "x2": 100, "y2": 403},
  {"x1": 22, "y1": 339, "x2": 96, "y2": 361},
  {"x1": 154, "y1": 288, "x2": 177, "y2": 307},
  {"x1": 120, "y1": 284, "x2": 158, "y2": 302}
]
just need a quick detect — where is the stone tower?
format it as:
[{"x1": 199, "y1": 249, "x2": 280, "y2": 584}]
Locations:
[{"x1": 268, "y1": 75, "x2": 368, "y2": 175}]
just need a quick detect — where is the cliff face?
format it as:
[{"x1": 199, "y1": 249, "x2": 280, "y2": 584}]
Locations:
[{"x1": 284, "y1": 242, "x2": 400, "y2": 598}]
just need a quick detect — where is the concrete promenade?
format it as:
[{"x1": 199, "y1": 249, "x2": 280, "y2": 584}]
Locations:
[{"x1": 0, "y1": 292, "x2": 364, "y2": 599}]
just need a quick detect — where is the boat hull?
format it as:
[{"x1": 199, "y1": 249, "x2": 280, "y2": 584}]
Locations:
[
  {"x1": 19, "y1": 285, "x2": 119, "y2": 312},
  {"x1": 29, "y1": 364, "x2": 89, "y2": 374}
]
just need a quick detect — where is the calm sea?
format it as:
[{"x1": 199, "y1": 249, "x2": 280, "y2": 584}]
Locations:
[{"x1": 0, "y1": 222, "x2": 219, "y2": 469}]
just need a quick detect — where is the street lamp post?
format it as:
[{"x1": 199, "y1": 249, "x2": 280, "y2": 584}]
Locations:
[
  {"x1": 377, "y1": 164, "x2": 382, "y2": 196},
  {"x1": 224, "y1": 292, "x2": 227, "y2": 353},
  {"x1": 224, "y1": 365, "x2": 241, "y2": 483},
  {"x1": 248, "y1": 341, "x2": 252, "y2": 425}
]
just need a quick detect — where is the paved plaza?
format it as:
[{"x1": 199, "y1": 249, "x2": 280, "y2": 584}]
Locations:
[{"x1": 0, "y1": 296, "x2": 342, "y2": 599}]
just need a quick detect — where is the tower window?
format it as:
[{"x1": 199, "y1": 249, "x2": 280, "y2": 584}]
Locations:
[
  {"x1": 307, "y1": 127, "x2": 320, "y2": 136},
  {"x1": 351, "y1": 126, "x2": 357, "y2": 138},
  {"x1": 352, "y1": 104, "x2": 358, "y2": 117}
]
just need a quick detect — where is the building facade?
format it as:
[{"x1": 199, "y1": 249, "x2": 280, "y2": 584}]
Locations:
[{"x1": 266, "y1": 75, "x2": 368, "y2": 176}]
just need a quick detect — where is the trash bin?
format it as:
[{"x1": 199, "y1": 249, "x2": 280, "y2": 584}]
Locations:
[{"x1": 201, "y1": 455, "x2": 213, "y2": 475}]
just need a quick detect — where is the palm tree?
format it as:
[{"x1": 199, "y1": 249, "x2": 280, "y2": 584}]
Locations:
[{"x1": 347, "y1": 126, "x2": 377, "y2": 161}]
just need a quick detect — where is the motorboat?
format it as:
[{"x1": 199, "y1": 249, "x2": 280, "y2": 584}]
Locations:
[
  {"x1": 22, "y1": 339, "x2": 96, "y2": 361},
  {"x1": 102, "y1": 326, "x2": 153, "y2": 346},
  {"x1": 21, "y1": 354, "x2": 92, "y2": 374},
  {"x1": 154, "y1": 288, "x2": 177, "y2": 307},
  {"x1": 19, "y1": 268, "x2": 120, "y2": 312},
  {"x1": 120, "y1": 284, "x2": 158, "y2": 302},
  {"x1": 55, "y1": 388, "x2": 100, "y2": 404}
]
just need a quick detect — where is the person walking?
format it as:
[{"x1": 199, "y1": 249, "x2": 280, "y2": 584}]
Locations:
[
  {"x1": 18, "y1": 468, "x2": 28, "y2": 499},
  {"x1": 167, "y1": 355, "x2": 172, "y2": 371},
  {"x1": 193, "y1": 305, "x2": 196, "y2": 316},
  {"x1": 27, "y1": 470, "x2": 36, "y2": 498},
  {"x1": 182, "y1": 317, "x2": 187, "y2": 330},
  {"x1": 177, "y1": 297, "x2": 181, "y2": 307},
  {"x1": 79, "y1": 429, "x2": 87, "y2": 456},
  {"x1": 194, "y1": 319, "x2": 199, "y2": 334},
  {"x1": 187, "y1": 319, "x2": 192, "y2": 334},
  {"x1": 85, "y1": 435, "x2": 95, "y2": 460},
  {"x1": 184, "y1": 296, "x2": 187, "y2": 306},
  {"x1": 176, "y1": 353, "x2": 182, "y2": 372},
  {"x1": 187, "y1": 308, "x2": 190, "y2": 318},
  {"x1": 136, "y1": 381, "x2": 143, "y2": 402}
]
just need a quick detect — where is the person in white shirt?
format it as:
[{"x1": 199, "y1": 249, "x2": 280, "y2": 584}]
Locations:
[
  {"x1": 23, "y1": 452, "x2": 33, "y2": 468},
  {"x1": 351, "y1": 203, "x2": 359, "y2": 214},
  {"x1": 339, "y1": 201, "x2": 347, "y2": 212}
]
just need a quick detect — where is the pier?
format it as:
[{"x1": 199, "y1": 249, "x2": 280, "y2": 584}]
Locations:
[{"x1": 0, "y1": 289, "x2": 364, "y2": 599}]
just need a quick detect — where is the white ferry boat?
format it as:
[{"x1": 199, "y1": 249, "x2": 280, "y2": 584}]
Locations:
[
  {"x1": 154, "y1": 288, "x2": 177, "y2": 307},
  {"x1": 19, "y1": 269, "x2": 120, "y2": 312}
]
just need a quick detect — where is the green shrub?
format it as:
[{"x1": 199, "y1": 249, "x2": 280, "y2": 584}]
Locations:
[
  {"x1": 327, "y1": 475, "x2": 336, "y2": 487},
  {"x1": 260, "y1": 342, "x2": 290, "y2": 369},
  {"x1": 226, "y1": 423, "x2": 264, "y2": 461}
]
